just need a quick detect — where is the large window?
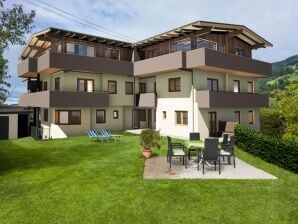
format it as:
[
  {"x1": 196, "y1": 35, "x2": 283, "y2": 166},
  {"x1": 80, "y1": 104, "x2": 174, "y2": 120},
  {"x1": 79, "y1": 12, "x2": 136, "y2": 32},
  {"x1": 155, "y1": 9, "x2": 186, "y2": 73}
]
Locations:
[
  {"x1": 147, "y1": 48, "x2": 158, "y2": 58},
  {"x1": 169, "y1": 78, "x2": 181, "y2": 92},
  {"x1": 235, "y1": 111, "x2": 240, "y2": 124},
  {"x1": 139, "y1": 83, "x2": 146, "y2": 94},
  {"x1": 43, "y1": 81, "x2": 48, "y2": 91},
  {"x1": 77, "y1": 79, "x2": 94, "y2": 92},
  {"x1": 196, "y1": 38, "x2": 216, "y2": 50},
  {"x1": 170, "y1": 39, "x2": 191, "y2": 52},
  {"x1": 96, "y1": 110, "x2": 106, "y2": 123},
  {"x1": 233, "y1": 80, "x2": 240, "y2": 93},
  {"x1": 196, "y1": 38, "x2": 225, "y2": 52},
  {"x1": 247, "y1": 82, "x2": 254, "y2": 93},
  {"x1": 125, "y1": 82, "x2": 133, "y2": 95},
  {"x1": 139, "y1": 109, "x2": 146, "y2": 121},
  {"x1": 54, "y1": 77, "x2": 60, "y2": 91},
  {"x1": 248, "y1": 111, "x2": 254, "y2": 124},
  {"x1": 104, "y1": 48, "x2": 120, "y2": 60},
  {"x1": 175, "y1": 111, "x2": 188, "y2": 125},
  {"x1": 207, "y1": 79, "x2": 218, "y2": 91},
  {"x1": 67, "y1": 43, "x2": 94, "y2": 57},
  {"x1": 55, "y1": 110, "x2": 81, "y2": 125},
  {"x1": 43, "y1": 109, "x2": 48, "y2": 122},
  {"x1": 108, "y1": 80, "x2": 117, "y2": 94},
  {"x1": 235, "y1": 48, "x2": 244, "y2": 57}
]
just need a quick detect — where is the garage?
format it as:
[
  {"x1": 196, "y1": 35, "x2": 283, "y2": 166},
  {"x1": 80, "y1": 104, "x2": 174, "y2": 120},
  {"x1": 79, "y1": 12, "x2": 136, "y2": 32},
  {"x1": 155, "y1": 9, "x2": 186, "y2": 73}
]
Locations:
[{"x1": 0, "y1": 108, "x2": 31, "y2": 140}]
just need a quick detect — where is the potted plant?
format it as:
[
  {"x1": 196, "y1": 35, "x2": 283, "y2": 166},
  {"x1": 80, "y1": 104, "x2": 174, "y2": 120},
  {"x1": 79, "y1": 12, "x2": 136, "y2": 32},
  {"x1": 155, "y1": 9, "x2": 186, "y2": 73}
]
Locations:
[{"x1": 140, "y1": 129, "x2": 161, "y2": 158}]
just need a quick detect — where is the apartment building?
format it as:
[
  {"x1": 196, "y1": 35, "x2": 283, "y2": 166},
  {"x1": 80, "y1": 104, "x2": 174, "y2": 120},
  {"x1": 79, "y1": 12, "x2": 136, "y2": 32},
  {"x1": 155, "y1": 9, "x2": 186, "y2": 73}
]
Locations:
[{"x1": 17, "y1": 21, "x2": 272, "y2": 139}]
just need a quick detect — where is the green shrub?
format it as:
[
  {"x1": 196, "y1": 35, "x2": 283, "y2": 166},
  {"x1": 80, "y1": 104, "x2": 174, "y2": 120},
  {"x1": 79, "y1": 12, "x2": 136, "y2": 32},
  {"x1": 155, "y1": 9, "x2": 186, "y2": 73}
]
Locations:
[{"x1": 235, "y1": 125, "x2": 298, "y2": 173}]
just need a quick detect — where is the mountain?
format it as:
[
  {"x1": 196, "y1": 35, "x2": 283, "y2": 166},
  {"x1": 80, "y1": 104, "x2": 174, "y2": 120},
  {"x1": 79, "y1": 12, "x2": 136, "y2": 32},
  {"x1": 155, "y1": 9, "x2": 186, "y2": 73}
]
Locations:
[{"x1": 259, "y1": 55, "x2": 298, "y2": 92}]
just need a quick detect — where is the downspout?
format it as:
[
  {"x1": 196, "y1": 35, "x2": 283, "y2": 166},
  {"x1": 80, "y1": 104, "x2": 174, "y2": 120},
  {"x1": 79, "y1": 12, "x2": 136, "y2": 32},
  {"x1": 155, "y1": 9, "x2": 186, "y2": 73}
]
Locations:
[{"x1": 191, "y1": 70, "x2": 195, "y2": 132}]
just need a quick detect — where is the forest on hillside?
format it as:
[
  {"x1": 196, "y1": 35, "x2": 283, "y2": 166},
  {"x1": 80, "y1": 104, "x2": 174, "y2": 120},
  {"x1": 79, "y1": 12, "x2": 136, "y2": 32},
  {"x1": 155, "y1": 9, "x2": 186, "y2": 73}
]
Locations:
[{"x1": 259, "y1": 55, "x2": 298, "y2": 141}]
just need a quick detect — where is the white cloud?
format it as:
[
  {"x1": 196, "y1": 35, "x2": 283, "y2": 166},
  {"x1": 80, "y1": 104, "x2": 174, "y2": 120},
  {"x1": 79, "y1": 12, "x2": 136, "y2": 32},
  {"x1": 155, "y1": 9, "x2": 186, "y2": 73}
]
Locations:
[{"x1": 4, "y1": 0, "x2": 298, "y2": 104}]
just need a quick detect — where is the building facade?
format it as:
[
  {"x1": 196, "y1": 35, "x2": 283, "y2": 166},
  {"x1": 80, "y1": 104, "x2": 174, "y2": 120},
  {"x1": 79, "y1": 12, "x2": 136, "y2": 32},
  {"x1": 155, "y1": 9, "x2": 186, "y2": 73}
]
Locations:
[{"x1": 17, "y1": 21, "x2": 272, "y2": 139}]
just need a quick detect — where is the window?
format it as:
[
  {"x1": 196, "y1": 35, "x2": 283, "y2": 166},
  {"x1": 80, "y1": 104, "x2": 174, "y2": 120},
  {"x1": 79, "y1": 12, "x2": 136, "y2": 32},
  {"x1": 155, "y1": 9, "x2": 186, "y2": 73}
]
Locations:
[
  {"x1": 67, "y1": 43, "x2": 94, "y2": 57},
  {"x1": 235, "y1": 111, "x2": 240, "y2": 124},
  {"x1": 139, "y1": 109, "x2": 146, "y2": 121},
  {"x1": 55, "y1": 110, "x2": 81, "y2": 125},
  {"x1": 139, "y1": 83, "x2": 146, "y2": 94},
  {"x1": 217, "y1": 43, "x2": 225, "y2": 52},
  {"x1": 104, "y1": 48, "x2": 120, "y2": 60},
  {"x1": 170, "y1": 39, "x2": 191, "y2": 52},
  {"x1": 55, "y1": 77, "x2": 60, "y2": 91},
  {"x1": 233, "y1": 80, "x2": 240, "y2": 93},
  {"x1": 175, "y1": 111, "x2": 188, "y2": 125},
  {"x1": 125, "y1": 82, "x2": 133, "y2": 95},
  {"x1": 113, "y1": 110, "x2": 119, "y2": 119},
  {"x1": 96, "y1": 110, "x2": 106, "y2": 123},
  {"x1": 235, "y1": 48, "x2": 244, "y2": 57},
  {"x1": 108, "y1": 80, "x2": 117, "y2": 94},
  {"x1": 196, "y1": 38, "x2": 216, "y2": 50},
  {"x1": 207, "y1": 79, "x2": 218, "y2": 91},
  {"x1": 208, "y1": 112, "x2": 217, "y2": 134},
  {"x1": 169, "y1": 78, "x2": 181, "y2": 92},
  {"x1": 43, "y1": 81, "x2": 48, "y2": 91},
  {"x1": 247, "y1": 82, "x2": 254, "y2": 93},
  {"x1": 147, "y1": 48, "x2": 158, "y2": 58},
  {"x1": 43, "y1": 109, "x2": 48, "y2": 122},
  {"x1": 162, "y1": 111, "x2": 166, "y2": 120},
  {"x1": 248, "y1": 111, "x2": 254, "y2": 124},
  {"x1": 77, "y1": 79, "x2": 94, "y2": 92}
]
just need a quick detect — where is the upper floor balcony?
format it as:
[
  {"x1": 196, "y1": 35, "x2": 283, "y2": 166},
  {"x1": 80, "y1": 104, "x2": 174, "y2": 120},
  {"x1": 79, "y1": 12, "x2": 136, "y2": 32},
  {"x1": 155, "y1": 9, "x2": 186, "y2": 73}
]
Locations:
[
  {"x1": 136, "y1": 92, "x2": 157, "y2": 108},
  {"x1": 18, "y1": 90, "x2": 109, "y2": 108},
  {"x1": 196, "y1": 90, "x2": 269, "y2": 108},
  {"x1": 18, "y1": 50, "x2": 133, "y2": 78},
  {"x1": 186, "y1": 48, "x2": 272, "y2": 77}
]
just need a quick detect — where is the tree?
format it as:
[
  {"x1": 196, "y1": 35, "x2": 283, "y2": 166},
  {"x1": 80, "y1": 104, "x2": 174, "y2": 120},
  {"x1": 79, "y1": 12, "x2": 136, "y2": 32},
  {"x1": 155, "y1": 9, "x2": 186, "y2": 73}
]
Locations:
[{"x1": 0, "y1": 0, "x2": 35, "y2": 105}]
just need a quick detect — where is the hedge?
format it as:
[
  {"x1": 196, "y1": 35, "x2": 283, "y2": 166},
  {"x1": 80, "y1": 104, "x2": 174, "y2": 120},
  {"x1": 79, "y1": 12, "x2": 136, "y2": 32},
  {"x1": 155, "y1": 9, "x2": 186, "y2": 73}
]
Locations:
[{"x1": 235, "y1": 125, "x2": 298, "y2": 173}]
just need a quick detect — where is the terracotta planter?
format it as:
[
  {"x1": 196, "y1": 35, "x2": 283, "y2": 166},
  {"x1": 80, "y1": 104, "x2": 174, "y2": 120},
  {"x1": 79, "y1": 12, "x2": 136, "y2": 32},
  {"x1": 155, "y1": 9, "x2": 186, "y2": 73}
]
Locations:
[{"x1": 142, "y1": 149, "x2": 152, "y2": 158}]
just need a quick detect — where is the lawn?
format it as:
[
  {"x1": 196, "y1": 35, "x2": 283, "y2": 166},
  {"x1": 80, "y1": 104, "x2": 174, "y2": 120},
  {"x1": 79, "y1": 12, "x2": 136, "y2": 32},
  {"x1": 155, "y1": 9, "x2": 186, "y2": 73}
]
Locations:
[{"x1": 0, "y1": 134, "x2": 297, "y2": 224}]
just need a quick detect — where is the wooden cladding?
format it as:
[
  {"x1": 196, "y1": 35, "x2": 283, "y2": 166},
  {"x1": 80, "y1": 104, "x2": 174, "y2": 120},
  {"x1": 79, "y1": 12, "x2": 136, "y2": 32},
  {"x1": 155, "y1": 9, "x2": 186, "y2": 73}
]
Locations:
[{"x1": 140, "y1": 32, "x2": 252, "y2": 60}]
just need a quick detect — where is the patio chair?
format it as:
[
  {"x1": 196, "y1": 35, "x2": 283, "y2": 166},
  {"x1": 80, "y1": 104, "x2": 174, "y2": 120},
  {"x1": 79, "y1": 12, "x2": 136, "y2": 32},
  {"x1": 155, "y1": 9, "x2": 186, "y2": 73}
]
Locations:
[
  {"x1": 167, "y1": 136, "x2": 187, "y2": 168},
  {"x1": 220, "y1": 136, "x2": 236, "y2": 168},
  {"x1": 188, "y1": 132, "x2": 200, "y2": 159},
  {"x1": 102, "y1": 129, "x2": 122, "y2": 142},
  {"x1": 87, "y1": 130, "x2": 108, "y2": 143},
  {"x1": 202, "y1": 138, "x2": 221, "y2": 175}
]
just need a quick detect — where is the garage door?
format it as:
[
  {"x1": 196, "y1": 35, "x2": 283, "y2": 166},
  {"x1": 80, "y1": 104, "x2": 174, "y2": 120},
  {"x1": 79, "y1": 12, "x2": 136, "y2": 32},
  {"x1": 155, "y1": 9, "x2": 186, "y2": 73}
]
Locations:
[{"x1": 0, "y1": 116, "x2": 9, "y2": 139}]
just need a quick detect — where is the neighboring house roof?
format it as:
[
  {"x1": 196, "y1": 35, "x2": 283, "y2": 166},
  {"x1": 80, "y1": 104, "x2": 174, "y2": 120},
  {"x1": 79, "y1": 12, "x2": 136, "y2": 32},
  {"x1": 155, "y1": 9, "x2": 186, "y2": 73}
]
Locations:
[
  {"x1": 0, "y1": 107, "x2": 32, "y2": 114},
  {"x1": 20, "y1": 20, "x2": 273, "y2": 59}
]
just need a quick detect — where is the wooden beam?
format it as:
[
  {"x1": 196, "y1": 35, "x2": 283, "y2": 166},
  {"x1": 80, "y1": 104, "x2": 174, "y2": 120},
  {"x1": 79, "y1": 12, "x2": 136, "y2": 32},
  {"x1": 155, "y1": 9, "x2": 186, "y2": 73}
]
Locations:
[
  {"x1": 98, "y1": 39, "x2": 106, "y2": 43},
  {"x1": 194, "y1": 27, "x2": 212, "y2": 37},
  {"x1": 251, "y1": 43, "x2": 265, "y2": 49},
  {"x1": 106, "y1": 41, "x2": 115, "y2": 45},
  {"x1": 69, "y1": 33, "x2": 76, "y2": 38},
  {"x1": 160, "y1": 35, "x2": 171, "y2": 40},
  {"x1": 79, "y1": 35, "x2": 87, "y2": 40},
  {"x1": 64, "y1": 32, "x2": 70, "y2": 37},
  {"x1": 88, "y1": 37, "x2": 97, "y2": 42},
  {"x1": 225, "y1": 29, "x2": 243, "y2": 39},
  {"x1": 28, "y1": 45, "x2": 44, "y2": 50}
]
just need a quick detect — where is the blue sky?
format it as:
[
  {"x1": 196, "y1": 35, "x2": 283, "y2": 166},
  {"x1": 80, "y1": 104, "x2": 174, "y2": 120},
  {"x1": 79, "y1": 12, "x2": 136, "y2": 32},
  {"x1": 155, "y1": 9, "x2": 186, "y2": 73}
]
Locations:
[{"x1": 4, "y1": 0, "x2": 298, "y2": 104}]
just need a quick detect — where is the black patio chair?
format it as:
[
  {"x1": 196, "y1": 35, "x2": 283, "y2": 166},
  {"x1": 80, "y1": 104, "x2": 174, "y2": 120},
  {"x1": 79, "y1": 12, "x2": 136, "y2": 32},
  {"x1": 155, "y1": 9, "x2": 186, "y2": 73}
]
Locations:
[
  {"x1": 220, "y1": 136, "x2": 236, "y2": 168},
  {"x1": 202, "y1": 138, "x2": 220, "y2": 175},
  {"x1": 167, "y1": 136, "x2": 187, "y2": 168},
  {"x1": 188, "y1": 132, "x2": 200, "y2": 159}
]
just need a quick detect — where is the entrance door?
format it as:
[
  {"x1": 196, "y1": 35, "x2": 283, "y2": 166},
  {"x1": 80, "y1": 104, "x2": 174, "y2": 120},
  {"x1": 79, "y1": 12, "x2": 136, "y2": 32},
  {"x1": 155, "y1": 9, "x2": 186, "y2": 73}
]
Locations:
[
  {"x1": 0, "y1": 116, "x2": 9, "y2": 139},
  {"x1": 133, "y1": 109, "x2": 140, "y2": 129},
  {"x1": 18, "y1": 114, "x2": 29, "y2": 138},
  {"x1": 148, "y1": 109, "x2": 152, "y2": 129},
  {"x1": 208, "y1": 112, "x2": 217, "y2": 137}
]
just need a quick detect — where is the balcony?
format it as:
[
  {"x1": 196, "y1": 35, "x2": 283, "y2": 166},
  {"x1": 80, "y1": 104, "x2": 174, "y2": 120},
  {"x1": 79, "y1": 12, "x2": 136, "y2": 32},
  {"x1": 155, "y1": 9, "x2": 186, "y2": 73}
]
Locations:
[
  {"x1": 136, "y1": 92, "x2": 156, "y2": 108},
  {"x1": 186, "y1": 48, "x2": 272, "y2": 77},
  {"x1": 19, "y1": 91, "x2": 109, "y2": 108},
  {"x1": 134, "y1": 51, "x2": 186, "y2": 76},
  {"x1": 196, "y1": 90, "x2": 269, "y2": 108},
  {"x1": 18, "y1": 51, "x2": 133, "y2": 77},
  {"x1": 17, "y1": 58, "x2": 37, "y2": 78}
]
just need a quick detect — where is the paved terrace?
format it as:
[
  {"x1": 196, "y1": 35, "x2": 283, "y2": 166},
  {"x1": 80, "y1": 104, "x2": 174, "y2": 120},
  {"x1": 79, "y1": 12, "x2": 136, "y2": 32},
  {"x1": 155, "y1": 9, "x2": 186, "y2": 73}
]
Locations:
[{"x1": 144, "y1": 157, "x2": 277, "y2": 180}]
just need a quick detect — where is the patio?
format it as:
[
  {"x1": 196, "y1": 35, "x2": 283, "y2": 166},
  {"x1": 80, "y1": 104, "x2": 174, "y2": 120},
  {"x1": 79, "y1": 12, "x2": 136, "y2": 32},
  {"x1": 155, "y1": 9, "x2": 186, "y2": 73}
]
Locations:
[{"x1": 144, "y1": 156, "x2": 277, "y2": 180}]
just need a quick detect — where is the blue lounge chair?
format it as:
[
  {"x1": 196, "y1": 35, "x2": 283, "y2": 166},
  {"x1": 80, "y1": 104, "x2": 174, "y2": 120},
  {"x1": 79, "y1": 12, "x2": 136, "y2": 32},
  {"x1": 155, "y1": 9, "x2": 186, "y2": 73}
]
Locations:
[{"x1": 87, "y1": 130, "x2": 109, "y2": 143}]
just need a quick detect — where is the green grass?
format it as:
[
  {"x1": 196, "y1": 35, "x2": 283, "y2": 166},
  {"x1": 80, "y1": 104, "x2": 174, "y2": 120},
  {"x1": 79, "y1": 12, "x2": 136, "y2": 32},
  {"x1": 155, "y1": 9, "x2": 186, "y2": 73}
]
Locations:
[{"x1": 0, "y1": 134, "x2": 297, "y2": 224}]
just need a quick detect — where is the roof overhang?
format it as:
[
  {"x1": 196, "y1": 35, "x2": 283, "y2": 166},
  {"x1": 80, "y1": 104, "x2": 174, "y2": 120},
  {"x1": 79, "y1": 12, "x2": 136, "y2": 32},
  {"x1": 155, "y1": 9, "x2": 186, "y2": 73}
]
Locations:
[{"x1": 134, "y1": 20, "x2": 273, "y2": 49}]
